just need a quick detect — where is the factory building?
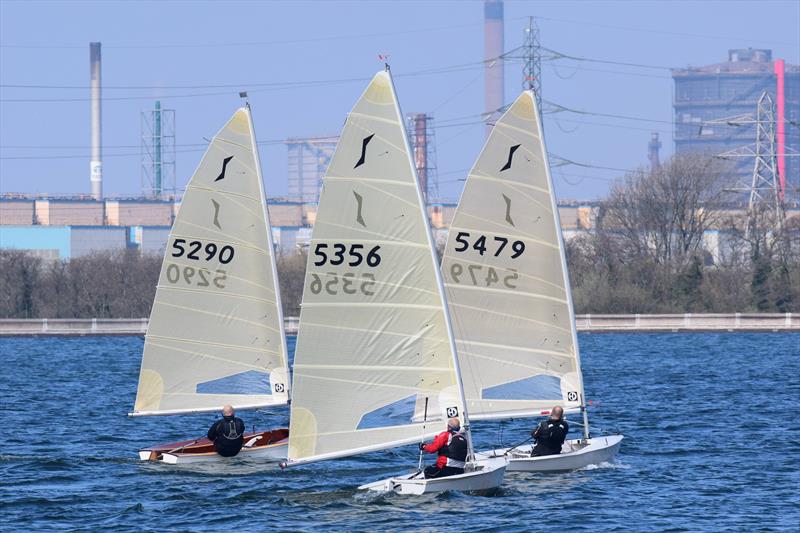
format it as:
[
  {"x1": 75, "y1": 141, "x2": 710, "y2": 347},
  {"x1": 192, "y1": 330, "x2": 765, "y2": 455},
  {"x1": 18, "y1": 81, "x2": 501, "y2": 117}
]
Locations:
[
  {"x1": 672, "y1": 49, "x2": 800, "y2": 200},
  {"x1": 285, "y1": 137, "x2": 337, "y2": 203}
]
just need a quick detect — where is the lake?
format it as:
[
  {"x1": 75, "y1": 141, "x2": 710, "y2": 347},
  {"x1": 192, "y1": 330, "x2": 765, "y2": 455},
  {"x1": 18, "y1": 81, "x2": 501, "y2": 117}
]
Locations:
[{"x1": 1, "y1": 333, "x2": 798, "y2": 531}]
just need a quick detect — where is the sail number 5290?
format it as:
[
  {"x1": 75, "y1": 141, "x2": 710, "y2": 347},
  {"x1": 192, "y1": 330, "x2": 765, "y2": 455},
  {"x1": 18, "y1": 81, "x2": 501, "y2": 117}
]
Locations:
[
  {"x1": 172, "y1": 238, "x2": 235, "y2": 264},
  {"x1": 313, "y1": 243, "x2": 381, "y2": 267}
]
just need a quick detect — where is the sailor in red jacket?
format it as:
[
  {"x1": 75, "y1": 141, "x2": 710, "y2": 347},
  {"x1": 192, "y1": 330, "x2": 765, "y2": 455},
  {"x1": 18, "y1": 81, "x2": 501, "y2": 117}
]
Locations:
[{"x1": 419, "y1": 417, "x2": 469, "y2": 479}]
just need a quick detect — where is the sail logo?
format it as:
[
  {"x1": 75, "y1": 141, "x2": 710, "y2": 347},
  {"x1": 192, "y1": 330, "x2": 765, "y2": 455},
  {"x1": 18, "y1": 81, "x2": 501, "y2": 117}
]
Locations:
[
  {"x1": 354, "y1": 134, "x2": 375, "y2": 169},
  {"x1": 446, "y1": 406, "x2": 459, "y2": 418},
  {"x1": 211, "y1": 199, "x2": 222, "y2": 229},
  {"x1": 353, "y1": 191, "x2": 367, "y2": 227},
  {"x1": 567, "y1": 391, "x2": 578, "y2": 402},
  {"x1": 502, "y1": 194, "x2": 515, "y2": 227},
  {"x1": 500, "y1": 144, "x2": 521, "y2": 172},
  {"x1": 214, "y1": 156, "x2": 234, "y2": 182}
]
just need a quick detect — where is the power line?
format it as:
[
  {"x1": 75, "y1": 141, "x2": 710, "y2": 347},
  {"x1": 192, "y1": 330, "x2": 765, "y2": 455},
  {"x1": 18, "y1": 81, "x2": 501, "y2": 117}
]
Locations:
[
  {"x1": 0, "y1": 17, "x2": 531, "y2": 50},
  {"x1": 535, "y1": 14, "x2": 799, "y2": 47},
  {"x1": 0, "y1": 59, "x2": 498, "y2": 103}
]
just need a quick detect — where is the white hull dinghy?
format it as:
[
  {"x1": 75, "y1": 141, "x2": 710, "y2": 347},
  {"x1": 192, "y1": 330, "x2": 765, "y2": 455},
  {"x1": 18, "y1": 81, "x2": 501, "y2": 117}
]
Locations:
[
  {"x1": 281, "y1": 68, "x2": 504, "y2": 495},
  {"x1": 129, "y1": 105, "x2": 293, "y2": 462},
  {"x1": 138, "y1": 428, "x2": 289, "y2": 464},
  {"x1": 438, "y1": 90, "x2": 623, "y2": 469},
  {"x1": 477, "y1": 435, "x2": 623, "y2": 473},
  {"x1": 358, "y1": 456, "x2": 507, "y2": 495}
]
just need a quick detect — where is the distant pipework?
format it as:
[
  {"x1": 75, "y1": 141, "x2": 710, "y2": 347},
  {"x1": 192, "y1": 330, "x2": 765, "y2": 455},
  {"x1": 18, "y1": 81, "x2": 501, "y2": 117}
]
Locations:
[
  {"x1": 484, "y1": 0, "x2": 504, "y2": 136},
  {"x1": 89, "y1": 42, "x2": 102, "y2": 200},
  {"x1": 648, "y1": 132, "x2": 661, "y2": 172}
]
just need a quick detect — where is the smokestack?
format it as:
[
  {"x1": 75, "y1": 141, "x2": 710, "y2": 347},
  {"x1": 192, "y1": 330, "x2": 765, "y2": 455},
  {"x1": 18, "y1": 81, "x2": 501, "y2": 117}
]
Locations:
[
  {"x1": 410, "y1": 113, "x2": 429, "y2": 201},
  {"x1": 648, "y1": 132, "x2": 661, "y2": 172},
  {"x1": 484, "y1": 0, "x2": 504, "y2": 136},
  {"x1": 90, "y1": 42, "x2": 102, "y2": 200}
]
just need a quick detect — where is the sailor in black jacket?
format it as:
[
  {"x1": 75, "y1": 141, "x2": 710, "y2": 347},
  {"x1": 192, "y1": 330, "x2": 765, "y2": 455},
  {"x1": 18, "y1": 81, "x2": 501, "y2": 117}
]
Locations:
[
  {"x1": 207, "y1": 405, "x2": 245, "y2": 457},
  {"x1": 531, "y1": 406, "x2": 569, "y2": 456}
]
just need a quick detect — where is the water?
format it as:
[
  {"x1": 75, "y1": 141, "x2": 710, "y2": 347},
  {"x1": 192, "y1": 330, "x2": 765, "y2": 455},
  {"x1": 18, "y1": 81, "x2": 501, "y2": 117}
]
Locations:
[{"x1": 1, "y1": 333, "x2": 798, "y2": 531}]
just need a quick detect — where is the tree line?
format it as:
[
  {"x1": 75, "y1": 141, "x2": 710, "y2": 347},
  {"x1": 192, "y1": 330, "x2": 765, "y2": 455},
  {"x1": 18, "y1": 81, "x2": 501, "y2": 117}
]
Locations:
[{"x1": 1, "y1": 153, "x2": 796, "y2": 318}]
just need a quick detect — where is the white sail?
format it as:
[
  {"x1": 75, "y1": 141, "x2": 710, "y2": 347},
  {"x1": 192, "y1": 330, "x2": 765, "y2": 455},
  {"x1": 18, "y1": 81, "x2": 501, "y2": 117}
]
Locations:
[
  {"x1": 440, "y1": 91, "x2": 584, "y2": 420},
  {"x1": 287, "y1": 70, "x2": 465, "y2": 464},
  {"x1": 131, "y1": 107, "x2": 290, "y2": 416}
]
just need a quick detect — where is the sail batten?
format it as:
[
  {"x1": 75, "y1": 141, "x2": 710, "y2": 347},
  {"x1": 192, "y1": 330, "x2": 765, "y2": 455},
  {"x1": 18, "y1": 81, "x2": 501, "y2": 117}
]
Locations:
[
  {"x1": 287, "y1": 71, "x2": 466, "y2": 464},
  {"x1": 441, "y1": 91, "x2": 585, "y2": 420},
  {"x1": 132, "y1": 107, "x2": 290, "y2": 416}
]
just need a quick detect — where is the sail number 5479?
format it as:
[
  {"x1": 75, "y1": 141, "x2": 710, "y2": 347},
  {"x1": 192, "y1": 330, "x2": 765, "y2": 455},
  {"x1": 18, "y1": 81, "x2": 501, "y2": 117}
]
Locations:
[{"x1": 453, "y1": 232, "x2": 525, "y2": 258}]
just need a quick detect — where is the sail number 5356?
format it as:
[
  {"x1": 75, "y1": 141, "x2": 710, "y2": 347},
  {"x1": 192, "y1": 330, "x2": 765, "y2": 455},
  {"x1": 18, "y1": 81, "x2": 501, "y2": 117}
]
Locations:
[
  {"x1": 314, "y1": 243, "x2": 381, "y2": 267},
  {"x1": 453, "y1": 232, "x2": 525, "y2": 259}
]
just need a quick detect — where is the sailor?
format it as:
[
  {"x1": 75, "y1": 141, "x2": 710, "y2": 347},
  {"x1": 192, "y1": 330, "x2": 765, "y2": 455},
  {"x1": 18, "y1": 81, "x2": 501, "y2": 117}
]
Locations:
[
  {"x1": 207, "y1": 405, "x2": 245, "y2": 457},
  {"x1": 531, "y1": 405, "x2": 569, "y2": 457},
  {"x1": 419, "y1": 417, "x2": 468, "y2": 479}
]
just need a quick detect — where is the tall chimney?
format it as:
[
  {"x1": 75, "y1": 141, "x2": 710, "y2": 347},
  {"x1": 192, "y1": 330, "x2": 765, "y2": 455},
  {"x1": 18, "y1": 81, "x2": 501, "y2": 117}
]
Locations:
[
  {"x1": 89, "y1": 42, "x2": 103, "y2": 200},
  {"x1": 648, "y1": 132, "x2": 661, "y2": 172},
  {"x1": 411, "y1": 113, "x2": 429, "y2": 201},
  {"x1": 484, "y1": 0, "x2": 504, "y2": 136}
]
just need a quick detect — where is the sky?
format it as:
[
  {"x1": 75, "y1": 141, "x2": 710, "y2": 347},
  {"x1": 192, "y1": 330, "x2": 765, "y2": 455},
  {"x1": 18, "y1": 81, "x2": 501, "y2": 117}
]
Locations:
[{"x1": 1, "y1": 0, "x2": 798, "y2": 202}]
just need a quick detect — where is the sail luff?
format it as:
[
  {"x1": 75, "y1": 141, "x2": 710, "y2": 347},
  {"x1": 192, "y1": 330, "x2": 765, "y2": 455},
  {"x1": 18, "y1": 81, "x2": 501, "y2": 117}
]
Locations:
[
  {"x1": 529, "y1": 91, "x2": 590, "y2": 436},
  {"x1": 385, "y1": 71, "x2": 475, "y2": 458},
  {"x1": 245, "y1": 103, "x2": 291, "y2": 398}
]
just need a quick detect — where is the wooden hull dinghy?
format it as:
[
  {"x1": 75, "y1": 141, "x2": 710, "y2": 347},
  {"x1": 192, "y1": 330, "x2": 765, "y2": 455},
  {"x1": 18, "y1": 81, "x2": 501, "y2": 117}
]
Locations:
[
  {"x1": 128, "y1": 106, "x2": 293, "y2": 461},
  {"x1": 358, "y1": 456, "x2": 508, "y2": 495},
  {"x1": 476, "y1": 435, "x2": 623, "y2": 473},
  {"x1": 139, "y1": 428, "x2": 289, "y2": 464}
]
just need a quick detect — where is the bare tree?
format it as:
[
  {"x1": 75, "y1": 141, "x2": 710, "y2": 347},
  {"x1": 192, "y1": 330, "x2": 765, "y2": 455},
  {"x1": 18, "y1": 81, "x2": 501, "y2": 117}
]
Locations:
[{"x1": 602, "y1": 153, "x2": 729, "y2": 266}]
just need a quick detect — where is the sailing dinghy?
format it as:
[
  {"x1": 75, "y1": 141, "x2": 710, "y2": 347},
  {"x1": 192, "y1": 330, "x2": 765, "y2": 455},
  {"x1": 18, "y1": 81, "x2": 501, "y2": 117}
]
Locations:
[
  {"x1": 282, "y1": 68, "x2": 507, "y2": 494},
  {"x1": 131, "y1": 106, "x2": 291, "y2": 464},
  {"x1": 440, "y1": 91, "x2": 622, "y2": 472}
]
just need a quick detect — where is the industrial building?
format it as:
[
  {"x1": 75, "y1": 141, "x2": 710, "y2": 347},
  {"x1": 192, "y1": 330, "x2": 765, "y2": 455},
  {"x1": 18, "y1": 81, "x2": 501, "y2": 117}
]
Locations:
[
  {"x1": 672, "y1": 49, "x2": 799, "y2": 200},
  {"x1": 0, "y1": 194, "x2": 603, "y2": 259},
  {"x1": 285, "y1": 137, "x2": 337, "y2": 203}
]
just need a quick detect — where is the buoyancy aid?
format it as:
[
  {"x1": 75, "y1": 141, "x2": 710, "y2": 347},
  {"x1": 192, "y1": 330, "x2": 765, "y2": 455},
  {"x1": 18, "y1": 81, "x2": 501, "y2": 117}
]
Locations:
[{"x1": 438, "y1": 430, "x2": 468, "y2": 468}]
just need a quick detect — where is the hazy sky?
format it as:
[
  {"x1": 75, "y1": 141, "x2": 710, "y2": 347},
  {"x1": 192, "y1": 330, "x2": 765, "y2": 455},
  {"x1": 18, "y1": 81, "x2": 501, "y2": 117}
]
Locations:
[{"x1": 1, "y1": 0, "x2": 798, "y2": 201}]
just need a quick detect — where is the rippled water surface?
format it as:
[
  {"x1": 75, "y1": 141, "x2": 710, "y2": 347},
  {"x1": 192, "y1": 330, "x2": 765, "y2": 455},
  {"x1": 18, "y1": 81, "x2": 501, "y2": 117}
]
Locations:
[{"x1": 1, "y1": 333, "x2": 798, "y2": 531}]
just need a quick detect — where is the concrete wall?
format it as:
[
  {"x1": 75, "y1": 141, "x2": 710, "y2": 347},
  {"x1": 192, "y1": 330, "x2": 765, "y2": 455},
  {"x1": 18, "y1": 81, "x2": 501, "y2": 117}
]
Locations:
[
  {"x1": 35, "y1": 200, "x2": 105, "y2": 226},
  {"x1": 106, "y1": 201, "x2": 173, "y2": 226},
  {"x1": 0, "y1": 199, "x2": 35, "y2": 224},
  {"x1": 268, "y1": 203, "x2": 304, "y2": 227},
  {"x1": 1, "y1": 314, "x2": 795, "y2": 336},
  {"x1": 69, "y1": 226, "x2": 127, "y2": 256}
]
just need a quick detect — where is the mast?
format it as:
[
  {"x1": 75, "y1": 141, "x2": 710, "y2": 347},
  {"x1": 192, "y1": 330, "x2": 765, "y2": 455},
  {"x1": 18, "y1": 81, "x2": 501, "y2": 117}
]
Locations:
[
  {"x1": 533, "y1": 89, "x2": 590, "y2": 440},
  {"x1": 387, "y1": 69, "x2": 475, "y2": 461},
  {"x1": 244, "y1": 101, "x2": 291, "y2": 398}
]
